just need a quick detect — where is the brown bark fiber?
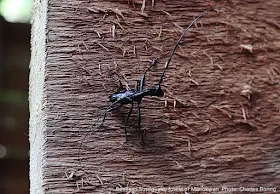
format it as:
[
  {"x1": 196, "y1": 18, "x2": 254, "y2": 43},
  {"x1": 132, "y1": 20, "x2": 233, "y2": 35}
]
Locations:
[{"x1": 32, "y1": 0, "x2": 280, "y2": 193}]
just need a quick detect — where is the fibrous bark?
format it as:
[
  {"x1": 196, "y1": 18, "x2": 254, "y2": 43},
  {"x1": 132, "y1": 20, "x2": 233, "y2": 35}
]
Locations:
[{"x1": 30, "y1": 0, "x2": 280, "y2": 193}]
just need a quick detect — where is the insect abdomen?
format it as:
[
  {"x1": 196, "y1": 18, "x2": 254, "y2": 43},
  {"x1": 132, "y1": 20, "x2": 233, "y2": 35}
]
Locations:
[{"x1": 108, "y1": 90, "x2": 135, "y2": 104}]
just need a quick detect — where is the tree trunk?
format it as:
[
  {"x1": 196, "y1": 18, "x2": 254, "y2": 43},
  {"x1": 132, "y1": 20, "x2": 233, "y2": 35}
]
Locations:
[{"x1": 30, "y1": 0, "x2": 280, "y2": 193}]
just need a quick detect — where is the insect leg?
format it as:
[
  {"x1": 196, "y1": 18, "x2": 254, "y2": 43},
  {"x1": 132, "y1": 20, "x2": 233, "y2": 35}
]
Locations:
[
  {"x1": 137, "y1": 102, "x2": 144, "y2": 145},
  {"x1": 92, "y1": 100, "x2": 124, "y2": 128},
  {"x1": 135, "y1": 80, "x2": 139, "y2": 91},
  {"x1": 79, "y1": 95, "x2": 133, "y2": 171},
  {"x1": 111, "y1": 74, "x2": 124, "y2": 91},
  {"x1": 124, "y1": 103, "x2": 134, "y2": 140},
  {"x1": 140, "y1": 58, "x2": 158, "y2": 91},
  {"x1": 100, "y1": 103, "x2": 123, "y2": 127},
  {"x1": 78, "y1": 101, "x2": 122, "y2": 172}
]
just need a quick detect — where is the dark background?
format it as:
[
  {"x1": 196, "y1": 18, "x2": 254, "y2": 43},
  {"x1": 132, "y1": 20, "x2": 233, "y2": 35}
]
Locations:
[{"x1": 0, "y1": 14, "x2": 30, "y2": 193}]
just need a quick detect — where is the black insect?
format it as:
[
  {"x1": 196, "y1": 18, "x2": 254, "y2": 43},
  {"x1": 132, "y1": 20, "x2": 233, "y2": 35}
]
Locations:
[{"x1": 87, "y1": 9, "x2": 211, "y2": 145}]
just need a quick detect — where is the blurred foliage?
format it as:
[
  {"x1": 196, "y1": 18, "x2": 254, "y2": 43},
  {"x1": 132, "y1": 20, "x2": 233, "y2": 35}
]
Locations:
[
  {"x1": 0, "y1": 0, "x2": 32, "y2": 23},
  {"x1": 4, "y1": 146, "x2": 29, "y2": 160},
  {"x1": 0, "y1": 90, "x2": 28, "y2": 106}
]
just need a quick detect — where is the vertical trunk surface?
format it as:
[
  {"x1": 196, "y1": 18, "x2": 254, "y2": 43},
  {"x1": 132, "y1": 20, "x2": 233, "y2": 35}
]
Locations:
[{"x1": 30, "y1": 0, "x2": 280, "y2": 193}]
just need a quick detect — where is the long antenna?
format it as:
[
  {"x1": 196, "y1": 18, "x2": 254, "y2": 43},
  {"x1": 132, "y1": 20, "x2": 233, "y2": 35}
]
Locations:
[{"x1": 158, "y1": 9, "x2": 211, "y2": 85}]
